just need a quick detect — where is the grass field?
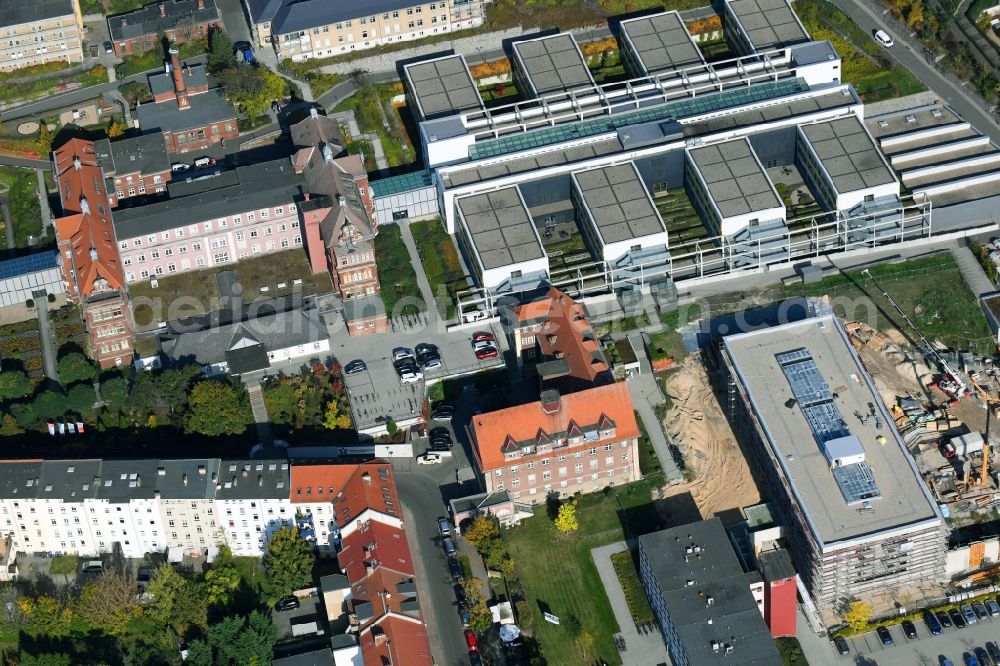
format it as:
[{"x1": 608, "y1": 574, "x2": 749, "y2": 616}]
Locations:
[
  {"x1": 503, "y1": 479, "x2": 663, "y2": 666},
  {"x1": 634, "y1": 410, "x2": 661, "y2": 476},
  {"x1": 662, "y1": 252, "x2": 995, "y2": 354},
  {"x1": 373, "y1": 224, "x2": 424, "y2": 316},
  {"x1": 410, "y1": 218, "x2": 466, "y2": 321}
]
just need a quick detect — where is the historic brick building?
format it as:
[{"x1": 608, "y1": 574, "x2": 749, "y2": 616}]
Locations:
[
  {"x1": 94, "y1": 132, "x2": 172, "y2": 207},
  {"x1": 52, "y1": 139, "x2": 135, "y2": 367},
  {"x1": 108, "y1": 0, "x2": 221, "y2": 58}
]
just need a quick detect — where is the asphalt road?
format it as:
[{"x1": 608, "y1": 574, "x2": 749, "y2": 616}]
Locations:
[{"x1": 830, "y1": 0, "x2": 1000, "y2": 141}]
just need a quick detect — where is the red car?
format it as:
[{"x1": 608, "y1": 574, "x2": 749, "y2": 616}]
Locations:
[
  {"x1": 465, "y1": 629, "x2": 478, "y2": 652},
  {"x1": 471, "y1": 331, "x2": 495, "y2": 343},
  {"x1": 475, "y1": 346, "x2": 497, "y2": 360}
]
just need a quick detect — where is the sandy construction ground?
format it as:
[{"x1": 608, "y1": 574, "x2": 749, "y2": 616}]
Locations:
[{"x1": 660, "y1": 356, "x2": 761, "y2": 522}]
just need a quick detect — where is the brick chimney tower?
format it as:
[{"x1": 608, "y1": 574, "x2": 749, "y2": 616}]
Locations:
[
  {"x1": 169, "y1": 48, "x2": 190, "y2": 110},
  {"x1": 159, "y1": 3, "x2": 166, "y2": 17}
]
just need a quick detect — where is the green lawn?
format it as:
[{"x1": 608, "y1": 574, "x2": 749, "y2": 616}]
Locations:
[
  {"x1": 645, "y1": 329, "x2": 686, "y2": 362},
  {"x1": 410, "y1": 218, "x2": 466, "y2": 321},
  {"x1": 503, "y1": 479, "x2": 663, "y2": 665},
  {"x1": 49, "y1": 555, "x2": 77, "y2": 575},
  {"x1": 373, "y1": 224, "x2": 424, "y2": 316},
  {"x1": 663, "y1": 252, "x2": 995, "y2": 354},
  {"x1": 634, "y1": 410, "x2": 662, "y2": 476},
  {"x1": 231, "y1": 248, "x2": 331, "y2": 301},
  {"x1": 0, "y1": 166, "x2": 43, "y2": 248},
  {"x1": 333, "y1": 82, "x2": 416, "y2": 169},
  {"x1": 610, "y1": 550, "x2": 655, "y2": 625}
]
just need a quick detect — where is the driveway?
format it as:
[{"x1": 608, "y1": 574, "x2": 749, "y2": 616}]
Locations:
[{"x1": 215, "y1": 0, "x2": 253, "y2": 44}]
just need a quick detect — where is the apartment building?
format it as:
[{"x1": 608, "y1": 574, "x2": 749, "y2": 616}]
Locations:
[
  {"x1": 469, "y1": 383, "x2": 641, "y2": 503},
  {"x1": 112, "y1": 158, "x2": 306, "y2": 283},
  {"x1": 52, "y1": 139, "x2": 135, "y2": 368},
  {"x1": 719, "y1": 315, "x2": 946, "y2": 612},
  {"x1": 93, "y1": 133, "x2": 173, "y2": 207},
  {"x1": 108, "y1": 0, "x2": 221, "y2": 58},
  {"x1": 248, "y1": 0, "x2": 486, "y2": 61},
  {"x1": 136, "y1": 48, "x2": 238, "y2": 154},
  {"x1": 0, "y1": 0, "x2": 83, "y2": 72}
]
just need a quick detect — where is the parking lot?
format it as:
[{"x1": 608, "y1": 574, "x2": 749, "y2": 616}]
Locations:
[
  {"x1": 337, "y1": 322, "x2": 506, "y2": 430},
  {"x1": 814, "y1": 612, "x2": 1000, "y2": 665}
]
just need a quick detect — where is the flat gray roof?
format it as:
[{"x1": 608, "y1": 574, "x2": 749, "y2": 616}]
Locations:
[
  {"x1": 688, "y1": 138, "x2": 782, "y2": 218},
  {"x1": 572, "y1": 163, "x2": 666, "y2": 244},
  {"x1": 799, "y1": 116, "x2": 897, "y2": 194},
  {"x1": 639, "y1": 518, "x2": 780, "y2": 664},
  {"x1": 683, "y1": 86, "x2": 858, "y2": 136},
  {"x1": 723, "y1": 315, "x2": 940, "y2": 546},
  {"x1": 404, "y1": 55, "x2": 482, "y2": 120},
  {"x1": 621, "y1": 11, "x2": 705, "y2": 75},
  {"x1": 443, "y1": 137, "x2": 623, "y2": 188},
  {"x1": 456, "y1": 187, "x2": 545, "y2": 271},
  {"x1": 511, "y1": 33, "x2": 594, "y2": 97},
  {"x1": 865, "y1": 105, "x2": 961, "y2": 141},
  {"x1": 726, "y1": 0, "x2": 810, "y2": 50}
]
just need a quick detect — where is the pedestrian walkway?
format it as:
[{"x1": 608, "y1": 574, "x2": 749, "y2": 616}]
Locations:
[
  {"x1": 458, "y1": 537, "x2": 491, "y2": 602},
  {"x1": 35, "y1": 299, "x2": 58, "y2": 382},
  {"x1": 625, "y1": 338, "x2": 682, "y2": 482},
  {"x1": 396, "y1": 220, "x2": 441, "y2": 326},
  {"x1": 246, "y1": 383, "x2": 273, "y2": 446},
  {"x1": 591, "y1": 541, "x2": 670, "y2": 666},
  {"x1": 952, "y1": 243, "x2": 996, "y2": 297},
  {"x1": 35, "y1": 169, "x2": 51, "y2": 232},
  {"x1": 330, "y1": 110, "x2": 389, "y2": 171}
]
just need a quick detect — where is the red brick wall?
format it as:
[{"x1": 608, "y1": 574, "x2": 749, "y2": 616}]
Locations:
[
  {"x1": 112, "y1": 20, "x2": 220, "y2": 57},
  {"x1": 164, "y1": 121, "x2": 237, "y2": 154}
]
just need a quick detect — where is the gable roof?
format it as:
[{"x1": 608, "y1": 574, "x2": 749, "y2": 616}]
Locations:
[
  {"x1": 339, "y1": 520, "x2": 414, "y2": 583},
  {"x1": 471, "y1": 382, "x2": 640, "y2": 471},
  {"x1": 107, "y1": 0, "x2": 220, "y2": 41},
  {"x1": 334, "y1": 462, "x2": 400, "y2": 525},
  {"x1": 53, "y1": 139, "x2": 126, "y2": 296},
  {"x1": 359, "y1": 614, "x2": 433, "y2": 666},
  {"x1": 289, "y1": 463, "x2": 357, "y2": 504}
]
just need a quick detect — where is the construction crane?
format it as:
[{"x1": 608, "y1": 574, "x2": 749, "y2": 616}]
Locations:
[{"x1": 861, "y1": 268, "x2": 968, "y2": 399}]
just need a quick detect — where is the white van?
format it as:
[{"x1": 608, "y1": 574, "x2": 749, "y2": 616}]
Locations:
[{"x1": 874, "y1": 29, "x2": 893, "y2": 47}]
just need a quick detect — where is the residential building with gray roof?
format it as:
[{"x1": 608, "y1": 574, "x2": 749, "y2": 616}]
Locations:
[{"x1": 107, "y1": 0, "x2": 220, "y2": 58}]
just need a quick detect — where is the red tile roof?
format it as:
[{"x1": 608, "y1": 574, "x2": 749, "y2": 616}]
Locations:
[
  {"x1": 289, "y1": 463, "x2": 356, "y2": 504},
  {"x1": 515, "y1": 287, "x2": 608, "y2": 385},
  {"x1": 334, "y1": 462, "x2": 400, "y2": 524},
  {"x1": 471, "y1": 382, "x2": 640, "y2": 471},
  {"x1": 53, "y1": 139, "x2": 125, "y2": 296},
  {"x1": 339, "y1": 520, "x2": 413, "y2": 582},
  {"x1": 360, "y1": 615, "x2": 433, "y2": 666}
]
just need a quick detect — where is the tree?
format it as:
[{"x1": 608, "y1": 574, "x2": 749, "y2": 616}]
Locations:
[
  {"x1": 464, "y1": 515, "x2": 501, "y2": 551},
  {"x1": 0, "y1": 369, "x2": 32, "y2": 401},
  {"x1": 184, "y1": 380, "x2": 252, "y2": 436},
  {"x1": 184, "y1": 640, "x2": 214, "y2": 666},
  {"x1": 554, "y1": 499, "x2": 579, "y2": 533},
  {"x1": 203, "y1": 544, "x2": 241, "y2": 606},
  {"x1": 107, "y1": 120, "x2": 126, "y2": 138},
  {"x1": 36, "y1": 123, "x2": 51, "y2": 156},
  {"x1": 58, "y1": 352, "x2": 96, "y2": 384},
  {"x1": 18, "y1": 652, "x2": 72, "y2": 666},
  {"x1": 843, "y1": 600, "x2": 872, "y2": 633},
  {"x1": 386, "y1": 419, "x2": 398, "y2": 437},
  {"x1": 18, "y1": 595, "x2": 72, "y2": 637},
  {"x1": 208, "y1": 610, "x2": 277, "y2": 666},
  {"x1": 0, "y1": 414, "x2": 22, "y2": 436},
  {"x1": 33, "y1": 390, "x2": 67, "y2": 420},
  {"x1": 262, "y1": 527, "x2": 314, "y2": 602},
  {"x1": 323, "y1": 400, "x2": 351, "y2": 429},
  {"x1": 75, "y1": 571, "x2": 138, "y2": 636},
  {"x1": 65, "y1": 383, "x2": 96, "y2": 414},
  {"x1": 144, "y1": 564, "x2": 207, "y2": 633},
  {"x1": 223, "y1": 65, "x2": 287, "y2": 118},
  {"x1": 100, "y1": 376, "x2": 129, "y2": 412},
  {"x1": 207, "y1": 28, "x2": 235, "y2": 75},
  {"x1": 11, "y1": 402, "x2": 37, "y2": 428}
]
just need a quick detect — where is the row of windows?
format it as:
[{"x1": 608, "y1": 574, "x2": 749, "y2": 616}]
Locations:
[
  {"x1": 502, "y1": 439, "x2": 626, "y2": 464},
  {"x1": 121, "y1": 210, "x2": 296, "y2": 247},
  {"x1": 498, "y1": 468, "x2": 631, "y2": 495}
]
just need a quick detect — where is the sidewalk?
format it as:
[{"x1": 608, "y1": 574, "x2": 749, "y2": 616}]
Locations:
[
  {"x1": 625, "y1": 337, "x2": 682, "y2": 483},
  {"x1": 591, "y1": 541, "x2": 670, "y2": 666}
]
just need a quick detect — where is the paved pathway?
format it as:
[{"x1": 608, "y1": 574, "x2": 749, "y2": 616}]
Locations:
[
  {"x1": 624, "y1": 337, "x2": 682, "y2": 483},
  {"x1": 245, "y1": 383, "x2": 273, "y2": 446},
  {"x1": 35, "y1": 299, "x2": 58, "y2": 382},
  {"x1": 952, "y1": 242, "x2": 997, "y2": 296},
  {"x1": 397, "y1": 220, "x2": 442, "y2": 325},
  {"x1": 591, "y1": 541, "x2": 671, "y2": 666},
  {"x1": 35, "y1": 169, "x2": 51, "y2": 232},
  {"x1": 330, "y1": 110, "x2": 389, "y2": 171}
]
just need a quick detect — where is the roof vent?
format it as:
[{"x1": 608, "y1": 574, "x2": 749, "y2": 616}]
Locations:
[
  {"x1": 707, "y1": 618, "x2": 713, "y2": 625},
  {"x1": 725, "y1": 645, "x2": 734, "y2": 655},
  {"x1": 89, "y1": 247, "x2": 98, "y2": 262},
  {"x1": 323, "y1": 144, "x2": 334, "y2": 162},
  {"x1": 198, "y1": 465, "x2": 206, "y2": 475},
  {"x1": 362, "y1": 471, "x2": 371, "y2": 484},
  {"x1": 182, "y1": 474, "x2": 188, "y2": 486},
  {"x1": 157, "y1": 467, "x2": 165, "y2": 476},
  {"x1": 73, "y1": 156, "x2": 81, "y2": 170},
  {"x1": 707, "y1": 595, "x2": 714, "y2": 606},
  {"x1": 258, "y1": 475, "x2": 263, "y2": 487},
  {"x1": 80, "y1": 197, "x2": 90, "y2": 215}
]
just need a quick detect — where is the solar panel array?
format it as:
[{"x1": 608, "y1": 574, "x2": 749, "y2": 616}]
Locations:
[
  {"x1": 0, "y1": 251, "x2": 58, "y2": 281},
  {"x1": 777, "y1": 348, "x2": 880, "y2": 505}
]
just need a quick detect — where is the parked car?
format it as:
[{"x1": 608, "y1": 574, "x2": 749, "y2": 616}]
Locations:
[
  {"x1": 987, "y1": 641, "x2": 1000, "y2": 662},
  {"x1": 422, "y1": 358, "x2": 443, "y2": 371},
  {"x1": 965, "y1": 652, "x2": 981, "y2": 666},
  {"x1": 103, "y1": 41, "x2": 113, "y2": 54},
  {"x1": 975, "y1": 648, "x2": 991, "y2": 666},
  {"x1": 832, "y1": 636, "x2": 850, "y2": 655},
  {"x1": 938, "y1": 610, "x2": 953, "y2": 628},
  {"x1": 950, "y1": 607, "x2": 967, "y2": 628},
  {"x1": 344, "y1": 359, "x2": 367, "y2": 375},
  {"x1": 874, "y1": 28, "x2": 894, "y2": 47},
  {"x1": 432, "y1": 410, "x2": 454, "y2": 422},
  {"x1": 417, "y1": 452, "x2": 443, "y2": 465},
  {"x1": 448, "y1": 558, "x2": 463, "y2": 581},
  {"x1": 399, "y1": 371, "x2": 421, "y2": 384},
  {"x1": 81, "y1": 560, "x2": 104, "y2": 575},
  {"x1": 454, "y1": 583, "x2": 467, "y2": 608},
  {"x1": 430, "y1": 427, "x2": 451, "y2": 439},
  {"x1": 901, "y1": 619, "x2": 917, "y2": 639},
  {"x1": 392, "y1": 347, "x2": 414, "y2": 361},
  {"x1": 475, "y1": 346, "x2": 498, "y2": 360},
  {"x1": 137, "y1": 567, "x2": 153, "y2": 585},
  {"x1": 194, "y1": 156, "x2": 216, "y2": 168},
  {"x1": 465, "y1": 630, "x2": 478, "y2": 652},
  {"x1": 275, "y1": 597, "x2": 299, "y2": 611},
  {"x1": 415, "y1": 342, "x2": 439, "y2": 360},
  {"x1": 973, "y1": 601, "x2": 989, "y2": 620},
  {"x1": 962, "y1": 604, "x2": 978, "y2": 624},
  {"x1": 443, "y1": 537, "x2": 457, "y2": 557},
  {"x1": 943, "y1": 660, "x2": 953, "y2": 666},
  {"x1": 472, "y1": 331, "x2": 494, "y2": 342},
  {"x1": 459, "y1": 606, "x2": 471, "y2": 626},
  {"x1": 171, "y1": 162, "x2": 189, "y2": 173},
  {"x1": 438, "y1": 517, "x2": 450, "y2": 536},
  {"x1": 924, "y1": 611, "x2": 942, "y2": 636},
  {"x1": 876, "y1": 626, "x2": 893, "y2": 646},
  {"x1": 988, "y1": 599, "x2": 1000, "y2": 617}
]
